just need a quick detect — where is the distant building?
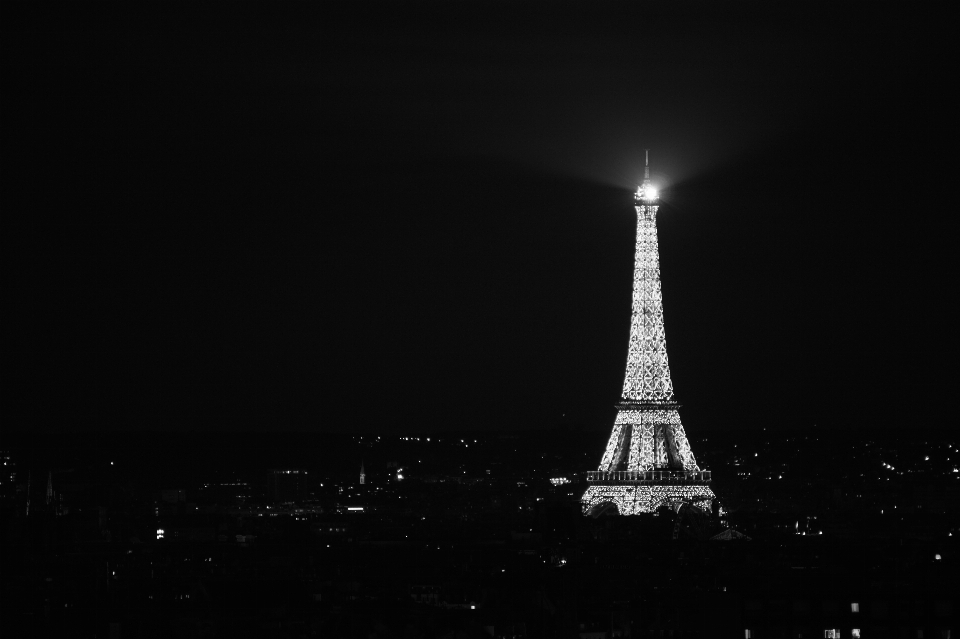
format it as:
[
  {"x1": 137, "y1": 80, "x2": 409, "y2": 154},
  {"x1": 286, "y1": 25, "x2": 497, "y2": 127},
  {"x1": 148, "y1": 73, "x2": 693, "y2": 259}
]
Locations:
[
  {"x1": 156, "y1": 513, "x2": 218, "y2": 542},
  {"x1": 268, "y1": 469, "x2": 307, "y2": 503},
  {"x1": 359, "y1": 461, "x2": 365, "y2": 485},
  {"x1": 0, "y1": 450, "x2": 17, "y2": 501},
  {"x1": 198, "y1": 481, "x2": 252, "y2": 506},
  {"x1": 386, "y1": 460, "x2": 403, "y2": 482},
  {"x1": 310, "y1": 519, "x2": 350, "y2": 537}
]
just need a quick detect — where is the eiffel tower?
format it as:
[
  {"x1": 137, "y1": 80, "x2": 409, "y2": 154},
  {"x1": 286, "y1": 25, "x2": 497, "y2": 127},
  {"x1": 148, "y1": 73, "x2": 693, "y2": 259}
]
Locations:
[{"x1": 581, "y1": 152, "x2": 715, "y2": 516}]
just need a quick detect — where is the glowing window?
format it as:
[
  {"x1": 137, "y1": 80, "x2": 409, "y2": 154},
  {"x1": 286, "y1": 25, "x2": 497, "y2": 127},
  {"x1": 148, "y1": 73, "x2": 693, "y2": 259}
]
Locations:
[
  {"x1": 852, "y1": 631, "x2": 861, "y2": 639},
  {"x1": 745, "y1": 631, "x2": 752, "y2": 639},
  {"x1": 156, "y1": 528, "x2": 164, "y2": 540},
  {"x1": 824, "y1": 631, "x2": 839, "y2": 639},
  {"x1": 851, "y1": 602, "x2": 860, "y2": 613}
]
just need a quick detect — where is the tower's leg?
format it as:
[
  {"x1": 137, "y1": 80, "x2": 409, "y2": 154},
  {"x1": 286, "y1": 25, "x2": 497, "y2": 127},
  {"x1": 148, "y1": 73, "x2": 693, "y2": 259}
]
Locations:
[{"x1": 598, "y1": 423, "x2": 625, "y2": 471}]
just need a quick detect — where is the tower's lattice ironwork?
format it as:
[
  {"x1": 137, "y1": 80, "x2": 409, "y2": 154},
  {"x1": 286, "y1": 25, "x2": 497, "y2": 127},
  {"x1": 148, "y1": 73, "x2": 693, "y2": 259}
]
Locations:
[{"x1": 581, "y1": 152, "x2": 715, "y2": 516}]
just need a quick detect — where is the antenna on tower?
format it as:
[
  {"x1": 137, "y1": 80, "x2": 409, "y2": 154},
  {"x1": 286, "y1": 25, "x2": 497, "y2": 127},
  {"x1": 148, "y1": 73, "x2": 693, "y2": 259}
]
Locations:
[{"x1": 636, "y1": 149, "x2": 657, "y2": 203}]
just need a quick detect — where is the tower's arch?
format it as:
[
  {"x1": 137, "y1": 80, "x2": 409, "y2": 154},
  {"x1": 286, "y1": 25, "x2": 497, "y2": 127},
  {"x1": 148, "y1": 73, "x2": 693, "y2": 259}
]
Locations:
[{"x1": 586, "y1": 501, "x2": 621, "y2": 518}]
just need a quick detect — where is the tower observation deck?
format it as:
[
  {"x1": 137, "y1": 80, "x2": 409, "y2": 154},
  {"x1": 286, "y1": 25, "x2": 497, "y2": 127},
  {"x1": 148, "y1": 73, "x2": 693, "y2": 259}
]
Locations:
[{"x1": 581, "y1": 152, "x2": 716, "y2": 516}]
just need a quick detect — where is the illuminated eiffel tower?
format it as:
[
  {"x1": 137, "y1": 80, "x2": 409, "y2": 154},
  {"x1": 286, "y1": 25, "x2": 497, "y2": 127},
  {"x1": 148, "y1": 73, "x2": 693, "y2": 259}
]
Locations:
[{"x1": 581, "y1": 152, "x2": 715, "y2": 516}]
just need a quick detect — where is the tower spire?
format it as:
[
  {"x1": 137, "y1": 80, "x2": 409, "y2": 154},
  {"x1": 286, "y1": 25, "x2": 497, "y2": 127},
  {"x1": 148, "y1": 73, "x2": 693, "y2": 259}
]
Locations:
[{"x1": 636, "y1": 150, "x2": 657, "y2": 203}]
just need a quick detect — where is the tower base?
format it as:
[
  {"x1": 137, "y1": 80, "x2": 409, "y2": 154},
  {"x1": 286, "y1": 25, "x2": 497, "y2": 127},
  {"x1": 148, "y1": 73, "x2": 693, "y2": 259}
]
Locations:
[{"x1": 581, "y1": 484, "x2": 715, "y2": 517}]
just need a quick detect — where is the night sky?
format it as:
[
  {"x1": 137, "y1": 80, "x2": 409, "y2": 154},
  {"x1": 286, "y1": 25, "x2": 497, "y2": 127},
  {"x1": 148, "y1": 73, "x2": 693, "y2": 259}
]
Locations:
[{"x1": 3, "y1": 2, "x2": 952, "y2": 435}]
